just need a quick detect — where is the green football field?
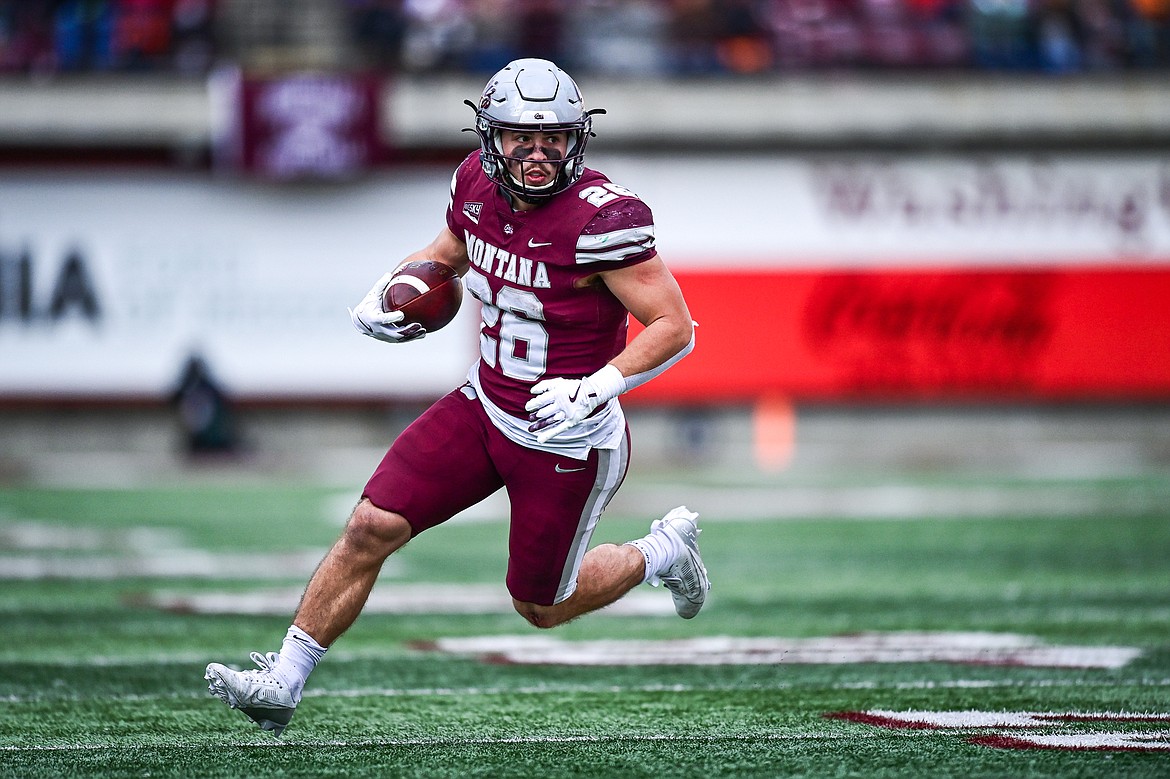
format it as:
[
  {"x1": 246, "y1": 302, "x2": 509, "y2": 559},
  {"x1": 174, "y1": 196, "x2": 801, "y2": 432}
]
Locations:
[{"x1": 1, "y1": 472, "x2": 1168, "y2": 777}]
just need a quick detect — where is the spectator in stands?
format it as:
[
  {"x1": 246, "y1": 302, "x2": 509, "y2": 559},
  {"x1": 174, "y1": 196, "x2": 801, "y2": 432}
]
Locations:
[
  {"x1": 463, "y1": 0, "x2": 520, "y2": 72},
  {"x1": 668, "y1": 0, "x2": 721, "y2": 72},
  {"x1": 0, "y1": 0, "x2": 56, "y2": 73},
  {"x1": 565, "y1": 0, "x2": 670, "y2": 76},
  {"x1": 516, "y1": 0, "x2": 564, "y2": 67},
  {"x1": 1077, "y1": 0, "x2": 1130, "y2": 68},
  {"x1": 3, "y1": 0, "x2": 1170, "y2": 76},
  {"x1": 399, "y1": 0, "x2": 475, "y2": 72},
  {"x1": 172, "y1": 0, "x2": 215, "y2": 74},
  {"x1": 112, "y1": 0, "x2": 174, "y2": 70},
  {"x1": 1032, "y1": 0, "x2": 1088, "y2": 72},
  {"x1": 53, "y1": 0, "x2": 114, "y2": 71},
  {"x1": 1127, "y1": 0, "x2": 1170, "y2": 66},
  {"x1": 713, "y1": 0, "x2": 774, "y2": 73},
  {"x1": 764, "y1": 0, "x2": 865, "y2": 70},
  {"x1": 905, "y1": 0, "x2": 970, "y2": 67},
  {"x1": 347, "y1": 0, "x2": 408, "y2": 69},
  {"x1": 860, "y1": 0, "x2": 925, "y2": 68},
  {"x1": 968, "y1": 0, "x2": 1034, "y2": 69}
]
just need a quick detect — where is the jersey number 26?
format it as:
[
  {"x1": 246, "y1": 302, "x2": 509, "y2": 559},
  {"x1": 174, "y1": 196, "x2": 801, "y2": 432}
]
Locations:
[{"x1": 463, "y1": 268, "x2": 548, "y2": 381}]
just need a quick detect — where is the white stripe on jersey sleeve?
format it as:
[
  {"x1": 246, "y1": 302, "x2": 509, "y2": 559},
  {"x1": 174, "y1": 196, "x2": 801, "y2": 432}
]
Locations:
[{"x1": 575, "y1": 225, "x2": 656, "y2": 264}]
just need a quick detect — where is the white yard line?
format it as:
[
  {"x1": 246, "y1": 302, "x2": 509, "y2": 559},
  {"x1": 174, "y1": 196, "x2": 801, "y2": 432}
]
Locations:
[
  {"x1": 0, "y1": 732, "x2": 880, "y2": 750},
  {"x1": 142, "y1": 583, "x2": 675, "y2": 616},
  {"x1": 427, "y1": 632, "x2": 1143, "y2": 669},
  {"x1": 609, "y1": 482, "x2": 1170, "y2": 520},
  {"x1": 4, "y1": 677, "x2": 1170, "y2": 705}
]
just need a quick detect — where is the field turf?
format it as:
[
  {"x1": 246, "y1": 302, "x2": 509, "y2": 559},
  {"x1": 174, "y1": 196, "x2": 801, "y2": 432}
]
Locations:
[{"x1": 0, "y1": 473, "x2": 1168, "y2": 777}]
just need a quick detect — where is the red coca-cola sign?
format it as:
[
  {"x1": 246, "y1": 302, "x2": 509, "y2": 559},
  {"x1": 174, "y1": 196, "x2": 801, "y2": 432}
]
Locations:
[{"x1": 627, "y1": 265, "x2": 1170, "y2": 403}]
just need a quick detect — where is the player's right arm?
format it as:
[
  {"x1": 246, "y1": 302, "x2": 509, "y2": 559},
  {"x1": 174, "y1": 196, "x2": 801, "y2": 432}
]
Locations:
[{"x1": 349, "y1": 228, "x2": 469, "y2": 344}]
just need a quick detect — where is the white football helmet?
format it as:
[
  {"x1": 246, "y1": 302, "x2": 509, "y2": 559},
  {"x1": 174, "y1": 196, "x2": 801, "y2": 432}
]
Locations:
[{"x1": 468, "y1": 58, "x2": 602, "y2": 202}]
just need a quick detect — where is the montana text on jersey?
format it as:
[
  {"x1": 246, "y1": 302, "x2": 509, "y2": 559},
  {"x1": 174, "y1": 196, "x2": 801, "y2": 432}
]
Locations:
[{"x1": 446, "y1": 149, "x2": 657, "y2": 421}]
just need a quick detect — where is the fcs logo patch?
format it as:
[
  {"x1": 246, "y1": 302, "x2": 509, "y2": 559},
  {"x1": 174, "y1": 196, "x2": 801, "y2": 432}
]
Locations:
[{"x1": 463, "y1": 201, "x2": 483, "y2": 224}]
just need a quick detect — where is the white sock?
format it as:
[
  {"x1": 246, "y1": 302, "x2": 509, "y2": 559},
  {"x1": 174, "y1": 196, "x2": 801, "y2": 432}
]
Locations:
[
  {"x1": 273, "y1": 625, "x2": 327, "y2": 702},
  {"x1": 625, "y1": 525, "x2": 685, "y2": 586}
]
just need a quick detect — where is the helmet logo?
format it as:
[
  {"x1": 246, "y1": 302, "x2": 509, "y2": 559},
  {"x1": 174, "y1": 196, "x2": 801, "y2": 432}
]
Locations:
[
  {"x1": 533, "y1": 112, "x2": 545, "y2": 120},
  {"x1": 480, "y1": 86, "x2": 495, "y2": 109}
]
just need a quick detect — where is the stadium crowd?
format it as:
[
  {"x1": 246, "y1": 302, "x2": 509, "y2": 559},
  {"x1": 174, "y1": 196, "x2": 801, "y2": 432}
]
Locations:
[
  {"x1": 1, "y1": 0, "x2": 1168, "y2": 76},
  {"x1": 0, "y1": 0, "x2": 215, "y2": 74}
]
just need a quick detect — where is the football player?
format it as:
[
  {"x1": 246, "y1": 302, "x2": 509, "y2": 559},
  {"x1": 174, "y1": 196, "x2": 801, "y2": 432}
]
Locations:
[{"x1": 206, "y1": 58, "x2": 707, "y2": 737}]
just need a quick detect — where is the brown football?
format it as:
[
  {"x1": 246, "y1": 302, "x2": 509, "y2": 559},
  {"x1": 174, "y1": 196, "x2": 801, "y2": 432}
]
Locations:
[{"x1": 381, "y1": 260, "x2": 464, "y2": 332}]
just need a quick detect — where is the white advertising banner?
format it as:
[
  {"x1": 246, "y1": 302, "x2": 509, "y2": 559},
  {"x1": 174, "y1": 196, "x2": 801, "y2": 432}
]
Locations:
[
  {"x1": 1, "y1": 153, "x2": 1167, "y2": 399},
  {"x1": 627, "y1": 153, "x2": 1170, "y2": 266},
  {"x1": 0, "y1": 169, "x2": 477, "y2": 399}
]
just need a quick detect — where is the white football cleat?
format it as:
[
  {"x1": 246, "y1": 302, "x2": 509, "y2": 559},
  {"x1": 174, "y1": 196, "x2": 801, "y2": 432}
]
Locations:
[
  {"x1": 652, "y1": 506, "x2": 711, "y2": 619},
  {"x1": 205, "y1": 651, "x2": 297, "y2": 737}
]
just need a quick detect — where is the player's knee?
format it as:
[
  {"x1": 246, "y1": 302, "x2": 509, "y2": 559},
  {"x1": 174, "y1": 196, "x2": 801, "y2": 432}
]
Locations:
[
  {"x1": 512, "y1": 599, "x2": 565, "y2": 630},
  {"x1": 345, "y1": 499, "x2": 412, "y2": 556}
]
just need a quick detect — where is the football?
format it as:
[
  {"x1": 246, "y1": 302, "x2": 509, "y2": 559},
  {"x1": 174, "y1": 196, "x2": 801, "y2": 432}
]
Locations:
[{"x1": 381, "y1": 260, "x2": 464, "y2": 332}]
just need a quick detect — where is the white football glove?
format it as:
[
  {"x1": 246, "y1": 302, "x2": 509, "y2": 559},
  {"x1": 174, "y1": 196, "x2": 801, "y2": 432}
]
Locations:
[
  {"x1": 525, "y1": 365, "x2": 626, "y2": 444},
  {"x1": 348, "y1": 271, "x2": 426, "y2": 344}
]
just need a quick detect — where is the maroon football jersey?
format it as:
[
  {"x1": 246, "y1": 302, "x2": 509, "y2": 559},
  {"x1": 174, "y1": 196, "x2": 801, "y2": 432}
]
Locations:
[{"x1": 446, "y1": 151, "x2": 656, "y2": 420}]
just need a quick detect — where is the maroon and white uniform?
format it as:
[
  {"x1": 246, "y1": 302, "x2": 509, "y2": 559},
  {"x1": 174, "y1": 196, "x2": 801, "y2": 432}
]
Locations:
[
  {"x1": 447, "y1": 151, "x2": 656, "y2": 459},
  {"x1": 364, "y1": 152, "x2": 661, "y2": 606}
]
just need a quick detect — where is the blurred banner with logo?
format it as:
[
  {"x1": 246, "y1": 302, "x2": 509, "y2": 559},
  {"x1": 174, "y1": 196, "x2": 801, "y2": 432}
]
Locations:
[
  {"x1": 628, "y1": 266, "x2": 1170, "y2": 403},
  {"x1": 211, "y1": 69, "x2": 383, "y2": 180}
]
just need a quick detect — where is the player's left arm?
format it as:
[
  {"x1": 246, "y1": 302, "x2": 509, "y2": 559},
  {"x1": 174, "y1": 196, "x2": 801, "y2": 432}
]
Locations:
[
  {"x1": 526, "y1": 254, "x2": 694, "y2": 443},
  {"x1": 599, "y1": 254, "x2": 694, "y2": 384}
]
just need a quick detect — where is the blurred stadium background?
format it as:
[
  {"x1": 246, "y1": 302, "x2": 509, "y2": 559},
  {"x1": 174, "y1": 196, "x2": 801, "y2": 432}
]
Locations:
[
  {"x1": 2, "y1": 2, "x2": 1170, "y2": 775},
  {"x1": 1, "y1": 0, "x2": 1168, "y2": 487}
]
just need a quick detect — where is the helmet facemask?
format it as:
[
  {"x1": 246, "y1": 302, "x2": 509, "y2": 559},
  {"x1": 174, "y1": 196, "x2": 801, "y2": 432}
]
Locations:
[{"x1": 478, "y1": 117, "x2": 590, "y2": 203}]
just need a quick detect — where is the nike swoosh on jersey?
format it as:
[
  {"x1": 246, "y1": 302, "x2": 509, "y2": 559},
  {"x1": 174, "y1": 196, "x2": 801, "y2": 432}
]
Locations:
[{"x1": 528, "y1": 238, "x2": 552, "y2": 248}]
